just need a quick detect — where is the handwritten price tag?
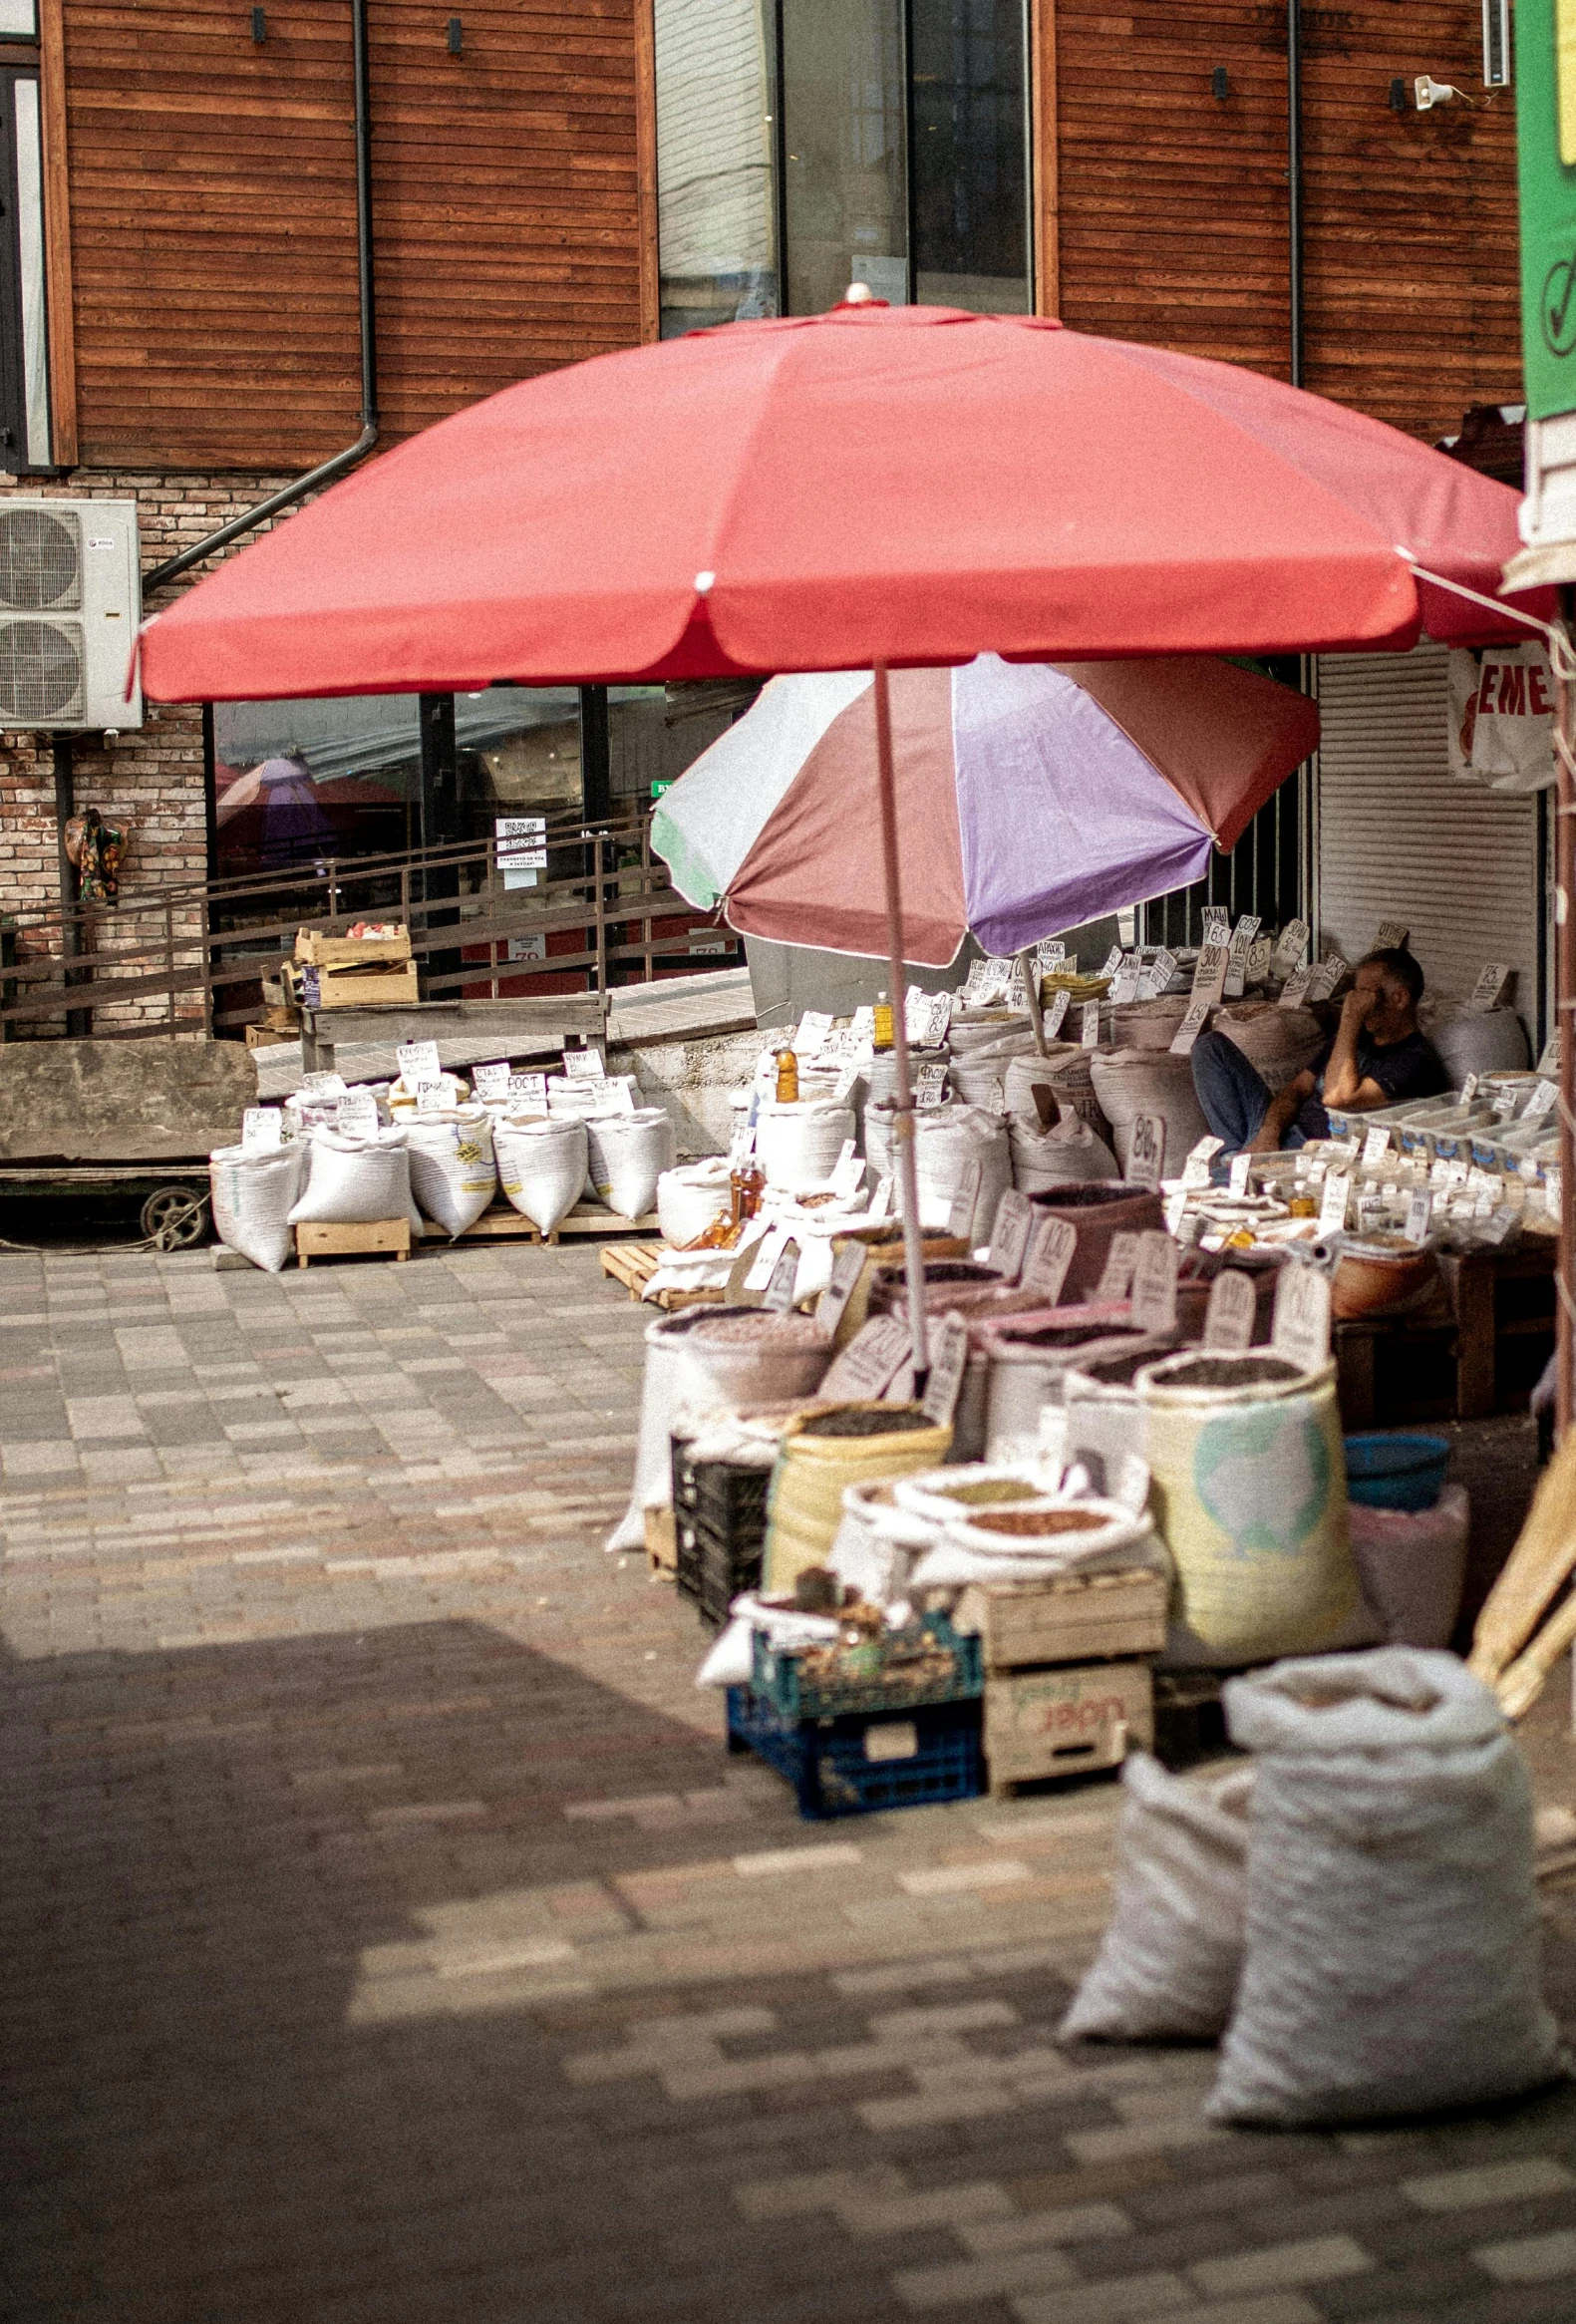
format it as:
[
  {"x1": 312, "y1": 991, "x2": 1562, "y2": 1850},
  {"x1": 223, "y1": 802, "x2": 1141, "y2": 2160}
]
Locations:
[
  {"x1": 763, "y1": 1238, "x2": 801, "y2": 1312},
  {"x1": 1127, "y1": 1113, "x2": 1165, "y2": 1191},
  {"x1": 1272, "y1": 1261, "x2": 1332, "y2": 1371},
  {"x1": 1044, "y1": 989, "x2": 1071, "y2": 1040},
  {"x1": 1095, "y1": 1229, "x2": 1139, "y2": 1301},
  {"x1": 397, "y1": 1041, "x2": 442, "y2": 1088},
  {"x1": 242, "y1": 1107, "x2": 283, "y2": 1152},
  {"x1": 988, "y1": 1188, "x2": 1034, "y2": 1281},
  {"x1": 818, "y1": 1314, "x2": 911, "y2": 1401},
  {"x1": 1203, "y1": 1269, "x2": 1257, "y2": 1350},
  {"x1": 1129, "y1": 1230, "x2": 1179, "y2": 1333},
  {"x1": 814, "y1": 1240, "x2": 867, "y2": 1339},
  {"x1": 921, "y1": 1311, "x2": 969, "y2": 1425},
  {"x1": 472, "y1": 1062, "x2": 509, "y2": 1102},
  {"x1": 1022, "y1": 1214, "x2": 1078, "y2": 1304}
]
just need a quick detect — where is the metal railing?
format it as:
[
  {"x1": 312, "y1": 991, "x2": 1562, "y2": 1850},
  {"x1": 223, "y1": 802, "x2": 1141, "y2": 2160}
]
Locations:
[{"x1": 0, "y1": 808, "x2": 735, "y2": 1039}]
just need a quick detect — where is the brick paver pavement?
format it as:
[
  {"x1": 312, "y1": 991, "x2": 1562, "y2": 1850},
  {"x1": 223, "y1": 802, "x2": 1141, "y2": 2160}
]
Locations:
[{"x1": 2, "y1": 1239, "x2": 1575, "y2": 2324}]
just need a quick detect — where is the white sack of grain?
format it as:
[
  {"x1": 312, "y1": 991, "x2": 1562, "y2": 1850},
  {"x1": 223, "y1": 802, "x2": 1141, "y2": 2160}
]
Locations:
[
  {"x1": 1009, "y1": 1113, "x2": 1119, "y2": 1193},
  {"x1": 1209, "y1": 1648, "x2": 1562, "y2": 2126},
  {"x1": 494, "y1": 1117, "x2": 589, "y2": 1236},
  {"x1": 1062, "y1": 1754, "x2": 1254, "y2": 2041},
  {"x1": 1430, "y1": 1005, "x2": 1530, "y2": 1085},
  {"x1": 1004, "y1": 1046, "x2": 1109, "y2": 1139},
  {"x1": 1213, "y1": 1002, "x2": 1328, "y2": 1091},
  {"x1": 912, "y1": 1104, "x2": 1012, "y2": 1240},
  {"x1": 287, "y1": 1128, "x2": 416, "y2": 1227},
  {"x1": 657, "y1": 1158, "x2": 734, "y2": 1248},
  {"x1": 209, "y1": 1141, "x2": 309, "y2": 1273},
  {"x1": 585, "y1": 1108, "x2": 676, "y2": 1219},
  {"x1": 404, "y1": 1108, "x2": 497, "y2": 1238},
  {"x1": 1090, "y1": 1049, "x2": 1210, "y2": 1173},
  {"x1": 756, "y1": 1099, "x2": 855, "y2": 1192}
]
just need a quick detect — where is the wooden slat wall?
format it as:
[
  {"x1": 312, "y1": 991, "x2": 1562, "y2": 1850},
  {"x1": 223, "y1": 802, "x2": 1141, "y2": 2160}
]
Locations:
[
  {"x1": 63, "y1": 0, "x2": 646, "y2": 471},
  {"x1": 1049, "y1": 1, "x2": 1522, "y2": 441}
]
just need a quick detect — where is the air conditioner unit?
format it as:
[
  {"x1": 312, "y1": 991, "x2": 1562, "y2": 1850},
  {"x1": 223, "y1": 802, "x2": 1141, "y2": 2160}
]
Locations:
[{"x1": 0, "y1": 498, "x2": 143, "y2": 733}]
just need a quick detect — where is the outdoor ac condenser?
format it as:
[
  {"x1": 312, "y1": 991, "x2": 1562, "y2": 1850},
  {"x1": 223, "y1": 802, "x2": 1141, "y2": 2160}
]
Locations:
[{"x1": 0, "y1": 497, "x2": 143, "y2": 732}]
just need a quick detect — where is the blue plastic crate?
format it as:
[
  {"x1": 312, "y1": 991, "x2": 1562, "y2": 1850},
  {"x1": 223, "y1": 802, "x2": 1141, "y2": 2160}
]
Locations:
[
  {"x1": 726, "y1": 1685, "x2": 983, "y2": 1820},
  {"x1": 751, "y1": 1612, "x2": 984, "y2": 1721}
]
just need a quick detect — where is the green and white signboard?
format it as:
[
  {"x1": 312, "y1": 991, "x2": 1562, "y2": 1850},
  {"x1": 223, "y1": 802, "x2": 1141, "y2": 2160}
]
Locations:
[{"x1": 1520, "y1": 0, "x2": 1576, "y2": 418}]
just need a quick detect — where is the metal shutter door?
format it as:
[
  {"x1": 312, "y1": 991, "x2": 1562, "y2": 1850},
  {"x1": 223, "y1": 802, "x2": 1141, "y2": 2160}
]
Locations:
[{"x1": 1315, "y1": 645, "x2": 1541, "y2": 1042}]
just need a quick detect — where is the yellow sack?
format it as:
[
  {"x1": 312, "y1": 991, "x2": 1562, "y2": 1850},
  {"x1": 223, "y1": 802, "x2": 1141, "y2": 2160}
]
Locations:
[
  {"x1": 764, "y1": 1405, "x2": 952, "y2": 1596},
  {"x1": 1138, "y1": 1350, "x2": 1359, "y2": 1665}
]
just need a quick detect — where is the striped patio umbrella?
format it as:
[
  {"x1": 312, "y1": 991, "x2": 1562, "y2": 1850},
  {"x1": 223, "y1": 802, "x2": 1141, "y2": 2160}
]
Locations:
[{"x1": 653, "y1": 652, "x2": 1319, "y2": 964}]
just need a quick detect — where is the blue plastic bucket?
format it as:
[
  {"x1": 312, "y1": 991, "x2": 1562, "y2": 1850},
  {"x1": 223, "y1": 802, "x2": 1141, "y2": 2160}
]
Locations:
[{"x1": 1344, "y1": 1433, "x2": 1450, "y2": 1512}]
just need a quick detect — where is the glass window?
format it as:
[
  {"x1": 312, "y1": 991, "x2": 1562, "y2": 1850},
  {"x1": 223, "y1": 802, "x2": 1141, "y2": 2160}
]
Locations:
[
  {"x1": 211, "y1": 694, "x2": 422, "y2": 882},
  {"x1": 0, "y1": 66, "x2": 50, "y2": 468},
  {"x1": 0, "y1": 1, "x2": 38, "y2": 38},
  {"x1": 655, "y1": 0, "x2": 779, "y2": 336},
  {"x1": 782, "y1": 0, "x2": 907, "y2": 315},
  {"x1": 911, "y1": 0, "x2": 1031, "y2": 314}
]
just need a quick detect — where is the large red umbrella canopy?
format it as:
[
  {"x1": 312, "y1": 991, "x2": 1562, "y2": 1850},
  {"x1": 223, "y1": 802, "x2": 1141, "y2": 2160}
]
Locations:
[{"x1": 139, "y1": 306, "x2": 1537, "y2": 705}]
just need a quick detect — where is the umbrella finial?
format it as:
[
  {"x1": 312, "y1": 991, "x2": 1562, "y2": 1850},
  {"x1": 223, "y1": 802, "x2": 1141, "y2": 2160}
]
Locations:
[{"x1": 834, "y1": 282, "x2": 889, "y2": 310}]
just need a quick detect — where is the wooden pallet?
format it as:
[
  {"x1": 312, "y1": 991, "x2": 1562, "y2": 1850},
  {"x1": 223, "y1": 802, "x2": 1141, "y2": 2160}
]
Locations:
[
  {"x1": 598, "y1": 1240, "x2": 725, "y2": 1310},
  {"x1": 295, "y1": 1218, "x2": 411, "y2": 1267},
  {"x1": 457, "y1": 1201, "x2": 660, "y2": 1247}
]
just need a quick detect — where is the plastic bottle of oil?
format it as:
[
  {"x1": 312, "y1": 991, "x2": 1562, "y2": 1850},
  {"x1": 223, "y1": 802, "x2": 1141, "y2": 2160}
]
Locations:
[
  {"x1": 774, "y1": 1047, "x2": 798, "y2": 1104},
  {"x1": 872, "y1": 991, "x2": 894, "y2": 1052}
]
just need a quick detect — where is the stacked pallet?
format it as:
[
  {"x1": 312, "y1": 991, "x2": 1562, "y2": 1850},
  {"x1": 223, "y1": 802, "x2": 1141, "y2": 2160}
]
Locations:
[{"x1": 954, "y1": 1566, "x2": 1168, "y2": 1798}]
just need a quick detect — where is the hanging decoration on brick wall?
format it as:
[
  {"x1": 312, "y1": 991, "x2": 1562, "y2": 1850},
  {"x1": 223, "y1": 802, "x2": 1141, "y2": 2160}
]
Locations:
[{"x1": 63, "y1": 809, "x2": 126, "y2": 904}]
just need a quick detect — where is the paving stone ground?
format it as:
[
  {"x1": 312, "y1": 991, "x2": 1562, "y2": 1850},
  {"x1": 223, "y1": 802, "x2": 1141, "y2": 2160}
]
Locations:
[{"x1": 3, "y1": 1238, "x2": 1576, "y2": 2324}]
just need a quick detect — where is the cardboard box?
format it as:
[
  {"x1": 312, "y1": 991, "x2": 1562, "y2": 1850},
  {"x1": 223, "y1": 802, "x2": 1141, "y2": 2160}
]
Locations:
[
  {"x1": 954, "y1": 1568, "x2": 1168, "y2": 1672},
  {"x1": 301, "y1": 959, "x2": 421, "y2": 1010},
  {"x1": 295, "y1": 925, "x2": 412, "y2": 967},
  {"x1": 984, "y1": 1659, "x2": 1153, "y2": 1791}
]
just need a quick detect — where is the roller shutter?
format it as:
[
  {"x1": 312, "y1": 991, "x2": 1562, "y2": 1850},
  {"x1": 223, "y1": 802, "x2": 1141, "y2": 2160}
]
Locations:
[{"x1": 1314, "y1": 645, "x2": 1542, "y2": 1046}]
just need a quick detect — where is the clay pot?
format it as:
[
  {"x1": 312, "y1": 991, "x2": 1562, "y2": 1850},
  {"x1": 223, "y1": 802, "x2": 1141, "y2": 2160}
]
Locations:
[
  {"x1": 1331, "y1": 1236, "x2": 1440, "y2": 1322},
  {"x1": 1026, "y1": 1181, "x2": 1166, "y2": 1301}
]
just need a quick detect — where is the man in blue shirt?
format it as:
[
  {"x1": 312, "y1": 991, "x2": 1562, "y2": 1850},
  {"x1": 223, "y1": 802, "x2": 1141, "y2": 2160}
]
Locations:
[{"x1": 1190, "y1": 946, "x2": 1448, "y2": 1155}]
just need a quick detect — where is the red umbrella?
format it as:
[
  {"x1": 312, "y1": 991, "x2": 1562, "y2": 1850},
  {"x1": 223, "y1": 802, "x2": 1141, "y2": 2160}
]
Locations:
[{"x1": 139, "y1": 302, "x2": 1546, "y2": 1386}]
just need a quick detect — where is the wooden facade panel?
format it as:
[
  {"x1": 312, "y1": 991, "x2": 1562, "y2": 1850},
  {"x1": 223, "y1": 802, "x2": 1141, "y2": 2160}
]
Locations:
[
  {"x1": 1051, "y1": 0, "x2": 1520, "y2": 441},
  {"x1": 63, "y1": 0, "x2": 647, "y2": 470}
]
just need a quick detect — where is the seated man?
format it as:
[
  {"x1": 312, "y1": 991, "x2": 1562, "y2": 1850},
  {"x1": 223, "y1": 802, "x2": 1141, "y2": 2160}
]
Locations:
[{"x1": 1190, "y1": 946, "x2": 1447, "y2": 1155}]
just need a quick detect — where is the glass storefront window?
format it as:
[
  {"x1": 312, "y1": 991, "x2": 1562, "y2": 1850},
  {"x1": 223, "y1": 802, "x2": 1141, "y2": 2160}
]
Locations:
[
  {"x1": 654, "y1": 0, "x2": 779, "y2": 336},
  {"x1": 0, "y1": 1, "x2": 37, "y2": 38},
  {"x1": 655, "y1": 0, "x2": 1033, "y2": 332},
  {"x1": 211, "y1": 694, "x2": 422, "y2": 881}
]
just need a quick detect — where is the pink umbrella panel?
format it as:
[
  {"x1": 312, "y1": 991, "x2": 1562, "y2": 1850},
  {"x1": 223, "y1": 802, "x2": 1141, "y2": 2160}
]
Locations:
[{"x1": 652, "y1": 652, "x2": 1320, "y2": 965}]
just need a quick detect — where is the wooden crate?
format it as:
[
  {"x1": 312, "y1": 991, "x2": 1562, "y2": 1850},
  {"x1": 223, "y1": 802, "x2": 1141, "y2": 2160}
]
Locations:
[
  {"x1": 295, "y1": 926, "x2": 412, "y2": 967},
  {"x1": 294, "y1": 1218, "x2": 412, "y2": 1267},
  {"x1": 311, "y1": 961, "x2": 421, "y2": 1010},
  {"x1": 983, "y1": 1659, "x2": 1153, "y2": 1795},
  {"x1": 954, "y1": 1568, "x2": 1169, "y2": 1672},
  {"x1": 245, "y1": 1023, "x2": 295, "y2": 1050},
  {"x1": 644, "y1": 1506, "x2": 678, "y2": 1578}
]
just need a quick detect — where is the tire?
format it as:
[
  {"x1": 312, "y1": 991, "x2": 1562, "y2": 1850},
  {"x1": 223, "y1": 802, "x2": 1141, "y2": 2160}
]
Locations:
[{"x1": 140, "y1": 1184, "x2": 210, "y2": 1249}]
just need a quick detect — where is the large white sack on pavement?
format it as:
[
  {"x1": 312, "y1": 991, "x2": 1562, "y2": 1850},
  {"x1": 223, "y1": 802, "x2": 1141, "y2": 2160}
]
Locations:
[
  {"x1": 585, "y1": 1108, "x2": 676, "y2": 1219},
  {"x1": 1062, "y1": 1754, "x2": 1254, "y2": 2041},
  {"x1": 1210, "y1": 1648, "x2": 1562, "y2": 2125},
  {"x1": 405, "y1": 1109, "x2": 497, "y2": 1238},
  {"x1": 287, "y1": 1129, "x2": 415, "y2": 1227},
  {"x1": 494, "y1": 1118, "x2": 588, "y2": 1236},
  {"x1": 209, "y1": 1142, "x2": 308, "y2": 1273}
]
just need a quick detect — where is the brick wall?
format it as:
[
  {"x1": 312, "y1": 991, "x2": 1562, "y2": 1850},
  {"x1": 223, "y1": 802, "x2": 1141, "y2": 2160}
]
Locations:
[{"x1": 0, "y1": 467, "x2": 299, "y2": 1034}]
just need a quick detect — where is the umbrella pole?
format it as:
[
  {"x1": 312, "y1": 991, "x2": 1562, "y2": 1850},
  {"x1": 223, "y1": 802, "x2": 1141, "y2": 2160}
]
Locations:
[
  {"x1": 872, "y1": 662, "x2": 930, "y2": 1395},
  {"x1": 1018, "y1": 944, "x2": 1049, "y2": 1057}
]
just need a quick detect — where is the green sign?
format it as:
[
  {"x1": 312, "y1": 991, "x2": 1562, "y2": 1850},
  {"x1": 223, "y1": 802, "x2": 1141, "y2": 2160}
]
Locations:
[
  {"x1": 650, "y1": 778, "x2": 674, "y2": 800},
  {"x1": 1519, "y1": 0, "x2": 1576, "y2": 417}
]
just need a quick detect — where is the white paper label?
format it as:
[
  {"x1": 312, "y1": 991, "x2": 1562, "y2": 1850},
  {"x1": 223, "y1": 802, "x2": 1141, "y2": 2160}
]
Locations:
[
  {"x1": 814, "y1": 1240, "x2": 868, "y2": 1338},
  {"x1": 829, "y1": 1139, "x2": 863, "y2": 1198},
  {"x1": 496, "y1": 815, "x2": 547, "y2": 888},
  {"x1": 1163, "y1": 1187, "x2": 1188, "y2": 1236},
  {"x1": 242, "y1": 1107, "x2": 283, "y2": 1152},
  {"x1": 1127, "y1": 1112, "x2": 1165, "y2": 1191},
  {"x1": 946, "y1": 1157, "x2": 984, "y2": 1242},
  {"x1": 1150, "y1": 947, "x2": 1178, "y2": 991},
  {"x1": 1191, "y1": 942, "x2": 1229, "y2": 1003},
  {"x1": 833, "y1": 1060, "x2": 862, "y2": 1102},
  {"x1": 602, "y1": 1079, "x2": 637, "y2": 1115},
  {"x1": 1320, "y1": 1170, "x2": 1352, "y2": 1231},
  {"x1": 1021, "y1": 1214, "x2": 1078, "y2": 1304},
  {"x1": 1272, "y1": 1262, "x2": 1332, "y2": 1370},
  {"x1": 1182, "y1": 1135, "x2": 1224, "y2": 1189},
  {"x1": 914, "y1": 1062, "x2": 948, "y2": 1109},
  {"x1": 1482, "y1": 1205, "x2": 1516, "y2": 1244},
  {"x1": 1228, "y1": 1151, "x2": 1253, "y2": 1197},
  {"x1": 763, "y1": 1237, "x2": 801, "y2": 1312},
  {"x1": 1362, "y1": 1125, "x2": 1391, "y2": 1166},
  {"x1": 1525, "y1": 1078, "x2": 1559, "y2": 1121},
  {"x1": 744, "y1": 1222, "x2": 791, "y2": 1293},
  {"x1": 1203, "y1": 1268, "x2": 1257, "y2": 1350},
  {"x1": 817, "y1": 1314, "x2": 911, "y2": 1401},
  {"x1": 562, "y1": 1047, "x2": 606, "y2": 1082},
  {"x1": 1461, "y1": 1073, "x2": 1481, "y2": 1104},
  {"x1": 1271, "y1": 918, "x2": 1311, "y2": 975},
  {"x1": 1081, "y1": 1001, "x2": 1101, "y2": 1049},
  {"x1": 472, "y1": 1062, "x2": 510, "y2": 1102},
  {"x1": 336, "y1": 1090, "x2": 380, "y2": 1139},
  {"x1": 1044, "y1": 989, "x2": 1071, "y2": 1040},
  {"x1": 1129, "y1": 1229, "x2": 1179, "y2": 1333},
  {"x1": 1469, "y1": 962, "x2": 1511, "y2": 1012},
  {"x1": 988, "y1": 1188, "x2": 1034, "y2": 1281},
  {"x1": 1492, "y1": 1086, "x2": 1521, "y2": 1121},
  {"x1": 868, "y1": 1174, "x2": 893, "y2": 1223},
  {"x1": 300, "y1": 1071, "x2": 348, "y2": 1099},
  {"x1": 1278, "y1": 964, "x2": 1314, "y2": 1010},
  {"x1": 416, "y1": 1084, "x2": 445, "y2": 1116},
  {"x1": 1110, "y1": 955, "x2": 1143, "y2": 1005},
  {"x1": 1306, "y1": 955, "x2": 1348, "y2": 1003},
  {"x1": 397, "y1": 1041, "x2": 442, "y2": 1089},
  {"x1": 921, "y1": 1310, "x2": 969, "y2": 1424},
  {"x1": 1375, "y1": 919, "x2": 1410, "y2": 951},
  {"x1": 1201, "y1": 905, "x2": 1231, "y2": 943},
  {"x1": 863, "y1": 1718, "x2": 919, "y2": 1763},
  {"x1": 1036, "y1": 939, "x2": 1067, "y2": 969},
  {"x1": 1095, "y1": 1229, "x2": 1140, "y2": 1301},
  {"x1": 1223, "y1": 914, "x2": 1261, "y2": 999},
  {"x1": 507, "y1": 1071, "x2": 547, "y2": 1111},
  {"x1": 1169, "y1": 995, "x2": 1213, "y2": 1056},
  {"x1": 1100, "y1": 945, "x2": 1123, "y2": 976},
  {"x1": 1548, "y1": 1165, "x2": 1563, "y2": 1220}
]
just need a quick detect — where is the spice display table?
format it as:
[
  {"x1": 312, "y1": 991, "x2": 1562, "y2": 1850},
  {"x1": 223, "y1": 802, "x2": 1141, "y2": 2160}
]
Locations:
[{"x1": 1335, "y1": 1236, "x2": 1556, "y2": 1427}]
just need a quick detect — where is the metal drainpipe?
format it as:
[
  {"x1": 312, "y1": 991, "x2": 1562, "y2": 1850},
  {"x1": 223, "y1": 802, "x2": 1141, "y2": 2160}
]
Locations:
[
  {"x1": 1287, "y1": 0, "x2": 1304, "y2": 388},
  {"x1": 142, "y1": 0, "x2": 380, "y2": 594}
]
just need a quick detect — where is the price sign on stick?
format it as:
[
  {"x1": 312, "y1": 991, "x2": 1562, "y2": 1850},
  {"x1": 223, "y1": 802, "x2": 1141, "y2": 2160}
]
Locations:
[
  {"x1": 1320, "y1": 1170, "x2": 1352, "y2": 1232},
  {"x1": 1306, "y1": 955, "x2": 1348, "y2": 1003},
  {"x1": 1129, "y1": 1230, "x2": 1179, "y2": 1333},
  {"x1": 947, "y1": 1157, "x2": 984, "y2": 1243},
  {"x1": 724, "y1": 1224, "x2": 769, "y2": 1303},
  {"x1": 1021, "y1": 1215, "x2": 1078, "y2": 1304},
  {"x1": 814, "y1": 1240, "x2": 867, "y2": 1339},
  {"x1": 1228, "y1": 1151, "x2": 1253, "y2": 1197},
  {"x1": 562, "y1": 1047, "x2": 606, "y2": 1082},
  {"x1": 1469, "y1": 963, "x2": 1511, "y2": 1012},
  {"x1": 1223, "y1": 914, "x2": 1261, "y2": 999},
  {"x1": 988, "y1": 1188, "x2": 1034, "y2": 1281},
  {"x1": 915, "y1": 1062, "x2": 948, "y2": 1108},
  {"x1": 1362, "y1": 1124, "x2": 1391, "y2": 1166},
  {"x1": 1169, "y1": 995, "x2": 1213, "y2": 1056},
  {"x1": 829, "y1": 1139, "x2": 863, "y2": 1198},
  {"x1": 1203, "y1": 1269, "x2": 1257, "y2": 1350},
  {"x1": 818, "y1": 1314, "x2": 911, "y2": 1401},
  {"x1": 1271, "y1": 918, "x2": 1311, "y2": 976},
  {"x1": 416, "y1": 1084, "x2": 445, "y2": 1116},
  {"x1": 1081, "y1": 1002, "x2": 1102, "y2": 1049},
  {"x1": 1127, "y1": 1113, "x2": 1165, "y2": 1192},
  {"x1": 1375, "y1": 920, "x2": 1410, "y2": 952},
  {"x1": 868, "y1": 1174, "x2": 894, "y2": 1223},
  {"x1": 242, "y1": 1107, "x2": 283, "y2": 1152},
  {"x1": 338, "y1": 1090, "x2": 380, "y2": 1138},
  {"x1": 1191, "y1": 942, "x2": 1229, "y2": 1002},
  {"x1": 1044, "y1": 989, "x2": 1071, "y2": 1040},
  {"x1": 1526, "y1": 1078, "x2": 1560, "y2": 1122},
  {"x1": 921, "y1": 1311, "x2": 969, "y2": 1425},
  {"x1": 397, "y1": 1041, "x2": 441, "y2": 1089},
  {"x1": 793, "y1": 1010, "x2": 834, "y2": 1057},
  {"x1": 1095, "y1": 1229, "x2": 1139, "y2": 1301},
  {"x1": 763, "y1": 1238, "x2": 801, "y2": 1313},
  {"x1": 472, "y1": 1062, "x2": 509, "y2": 1102},
  {"x1": 1182, "y1": 1135, "x2": 1224, "y2": 1188},
  {"x1": 1272, "y1": 1261, "x2": 1332, "y2": 1371},
  {"x1": 1278, "y1": 964, "x2": 1314, "y2": 1010},
  {"x1": 507, "y1": 1071, "x2": 547, "y2": 1112},
  {"x1": 1404, "y1": 1189, "x2": 1432, "y2": 1246}
]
